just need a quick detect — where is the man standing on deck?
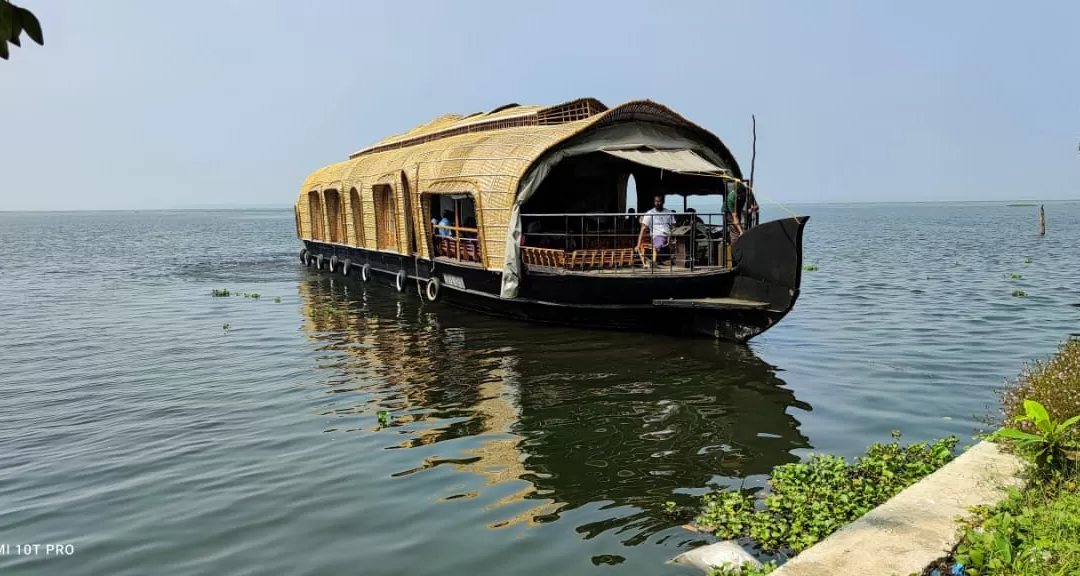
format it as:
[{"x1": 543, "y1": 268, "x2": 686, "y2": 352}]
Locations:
[
  {"x1": 639, "y1": 195, "x2": 676, "y2": 264},
  {"x1": 725, "y1": 183, "x2": 746, "y2": 243}
]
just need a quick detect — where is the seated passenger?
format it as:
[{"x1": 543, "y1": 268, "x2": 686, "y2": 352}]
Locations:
[{"x1": 437, "y1": 210, "x2": 455, "y2": 236}]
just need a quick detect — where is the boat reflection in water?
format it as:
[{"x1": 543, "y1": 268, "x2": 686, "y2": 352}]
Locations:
[{"x1": 297, "y1": 276, "x2": 812, "y2": 540}]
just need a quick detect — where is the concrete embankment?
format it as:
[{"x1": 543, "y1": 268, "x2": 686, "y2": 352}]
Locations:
[
  {"x1": 770, "y1": 441, "x2": 1024, "y2": 576},
  {"x1": 672, "y1": 441, "x2": 1025, "y2": 575}
]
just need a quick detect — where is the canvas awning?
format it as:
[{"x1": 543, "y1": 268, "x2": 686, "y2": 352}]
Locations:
[{"x1": 600, "y1": 148, "x2": 727, "y2": 174}]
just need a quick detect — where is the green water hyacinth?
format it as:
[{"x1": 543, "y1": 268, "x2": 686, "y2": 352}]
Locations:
[{"x1": 695, "y1": 432, "x2": 957, "y2": 555}]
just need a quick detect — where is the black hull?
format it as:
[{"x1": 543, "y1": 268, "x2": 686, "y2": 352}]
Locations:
[{"x1": 299, "y1": 217, "x2": 808, "y2": 343}]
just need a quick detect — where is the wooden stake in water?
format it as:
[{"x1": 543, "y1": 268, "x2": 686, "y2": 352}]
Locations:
[{"x1": 1040, "y1": 204, "x2": 1046, "y2": 236}]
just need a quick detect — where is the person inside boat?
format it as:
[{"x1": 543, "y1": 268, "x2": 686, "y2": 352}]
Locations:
[
  {"x1": 724, "y1": 184, "x2": 745, "y2": 243},
  {"x1": 437, "y1": 209, "x2": 455, "y2": 236},
  {"x1": 639, "y1": 195, "x2": 676, "y2": 263}
]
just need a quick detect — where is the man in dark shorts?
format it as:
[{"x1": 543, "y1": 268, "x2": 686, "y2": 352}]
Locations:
[{"x1": 638, "y1": 195, "x2": 676, "y2": 264}]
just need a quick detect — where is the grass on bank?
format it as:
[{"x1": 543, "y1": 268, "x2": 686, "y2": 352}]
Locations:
[{"x1": 924, "y1": 340, "x2": 1080, "y2": 576}]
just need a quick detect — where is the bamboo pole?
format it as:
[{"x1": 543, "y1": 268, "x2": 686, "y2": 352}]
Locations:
[
  {"x1": 749, "y1": 115, "x2": 759, "y2": 228},
  {"x1": 1040, "y1": 204, "x2": 1046, "y2": 236}
]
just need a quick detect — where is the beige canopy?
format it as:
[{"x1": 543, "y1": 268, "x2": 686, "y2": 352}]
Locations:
[{"x1": 600, "y1": 148, "x2": 729, "y2": 174}]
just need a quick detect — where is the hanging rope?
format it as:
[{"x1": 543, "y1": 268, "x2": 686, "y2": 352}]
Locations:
[{"x1": 681, "y1": 171, "x2": 802, "y2": 221}]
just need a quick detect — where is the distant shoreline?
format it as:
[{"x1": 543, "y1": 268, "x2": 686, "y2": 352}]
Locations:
[{"x1": 1, "y1": 199, "x2": 1077, "y2": 213}]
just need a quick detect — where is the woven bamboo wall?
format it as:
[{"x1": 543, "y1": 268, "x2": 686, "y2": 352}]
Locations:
[{"x1": 295, "y1": 98, "x2": 740, "y2": 272}]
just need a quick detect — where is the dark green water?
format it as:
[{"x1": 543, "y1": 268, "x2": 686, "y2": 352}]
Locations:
[{"x1": 1, "y1": 203, "x2": 1077, "y2": 575}]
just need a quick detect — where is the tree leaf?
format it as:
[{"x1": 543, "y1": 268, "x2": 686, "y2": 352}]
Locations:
[
  {"x1": 1024, "y1": 399, "x2": 1052, "y2": 432},
  {"x1": 1057, "y1": 414, "x2": 1080, "y2": 434},
  {"x1": 992, "y1": 428, "x2": 1042, "y2": 443},
  {"x1": 0, "y1": 39, "x2": 9, "y2": 60},
  {"x1": 0, "y1": 7, "x2": 12, "y2": 45},
  {"x1": 16, "y1": 6, "x2": 41, "y2": 45}
]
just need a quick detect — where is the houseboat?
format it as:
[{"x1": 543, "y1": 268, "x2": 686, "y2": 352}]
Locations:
[{"x1": 294, "y1": 98, "x2": 808, "y2": 342}]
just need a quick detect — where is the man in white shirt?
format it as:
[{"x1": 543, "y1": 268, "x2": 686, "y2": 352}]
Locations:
[{"x1": 638, "y1": 195, "x2": 676, "y2": 263}]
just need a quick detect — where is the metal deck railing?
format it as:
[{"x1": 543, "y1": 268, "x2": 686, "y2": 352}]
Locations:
[{"x1": 519, "y1": 211, "x2": 734, "y2": 273}]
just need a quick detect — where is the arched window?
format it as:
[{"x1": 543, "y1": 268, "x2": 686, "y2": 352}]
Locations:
[
  {"x1": 349, "y1": 188, "x2": 364, "y2": 246},
  {"x1": 373, "y1": 184, "x2": 398, "y2": 251},
  {"x1": 625, "y1": 173, "x2": 638, "y2": 213},
  {"x1": 323, "y1": 189, "x2": 345, "y2": 243},
  {"x1": 308, "y1": 190, "x2": 325, "y2": 240}
]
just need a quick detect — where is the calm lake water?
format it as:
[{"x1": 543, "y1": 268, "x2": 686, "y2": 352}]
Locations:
[{"x1": 1, "y1": 203, "x2": 1077, "y2": 575}]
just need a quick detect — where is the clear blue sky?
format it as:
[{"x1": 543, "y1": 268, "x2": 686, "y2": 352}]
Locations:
[{"x1": 2, "y1": 0, "x2": 1078, "y2": 210}]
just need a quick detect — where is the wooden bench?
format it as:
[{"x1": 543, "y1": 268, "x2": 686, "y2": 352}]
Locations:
[{"x1": 438, "y1": 236, "x2": 482, "y2": 263}]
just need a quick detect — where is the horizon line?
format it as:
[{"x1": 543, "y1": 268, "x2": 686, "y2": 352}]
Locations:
[{"x1": 1, "y1": 198, "x2": 1078, "y2": 213}]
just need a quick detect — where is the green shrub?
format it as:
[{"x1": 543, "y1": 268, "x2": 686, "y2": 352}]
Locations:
[
  {"x1": 695, "y1": 432, "x2": 957, "y2": 555},
  {"x1": 996, "y1": 339, "x2": 1080, "y2": 436},
  {"x1": 953, "y1": 477, "x2": 1080, "y2": 575},
  {"x1": 992, "y1": 399, "x2": 1080, "y2": 472}
]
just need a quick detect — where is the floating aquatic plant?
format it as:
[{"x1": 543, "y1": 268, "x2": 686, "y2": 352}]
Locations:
[
  {"x1": 803, "y1": 264, "x2": 819, "y2": 272},
  {"x1": 250, "y1": 293, "x2": 260, "y2": 299},
  {"x1": 377, "y1": 410, "x2": 391, "y2": 427},
  {"x1": 1010, "y1": 273, "x2": 1022, "y2": 280},
  {"x1": 694, "y1": 431, "x2": 957, "y2": 555},
  {"x1": 314, "y1": 303, "x2": 346, "y2": 318},
  {"x1": 222, "y1": 323, "x2": 230, "y2": 331},
  {"x1": 211, "y1": 288, "x2": 230, "y2": 297},
  {"x1": 274, "y1": 297, "x2": 281, "y2": 303},
  {"x1": 1025, "y1": 257, "x2": 1033, "y2": 264},
  {"x1": 1012, "y1": 290, "x2": 1026, "y2": 297}
]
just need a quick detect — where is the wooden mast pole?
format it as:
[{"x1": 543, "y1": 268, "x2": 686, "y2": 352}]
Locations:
[
  {"x1": 749, "y1": 114, "x2": 758, "y2": 227},
  {"x1": 1040, "y1": 204, "x2": 1046, "y2": 236}
]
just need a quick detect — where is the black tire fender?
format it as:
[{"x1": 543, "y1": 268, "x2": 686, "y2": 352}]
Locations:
[
  {"x1": 361, "y1": 263, "x2": 371, "y2": 282},
  {"x1": 342, "y1": 259, "x2": 351, "y2": 276},
  {"x1": 394, "y1": 269, "x2": 407, "y2": 293},
  {"x1": 328, "y1": 255, "x2": 338, "y2": 272},
  {"x1": 425, "y1": 277, "x2": 442, "y2": 301}
]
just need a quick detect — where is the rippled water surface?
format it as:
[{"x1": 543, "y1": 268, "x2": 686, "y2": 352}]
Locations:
[{"x1": 1, "y1": 204, "x2": 1078, "y2": 575}]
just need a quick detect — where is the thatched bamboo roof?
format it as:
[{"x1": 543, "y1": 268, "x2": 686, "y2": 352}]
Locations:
[
  {"x1": 296, "y1": 98, "x2": 741, "y2": 271},
  {"x1": 301, "y1": 97, "x2": 739, "y2": 192}
]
